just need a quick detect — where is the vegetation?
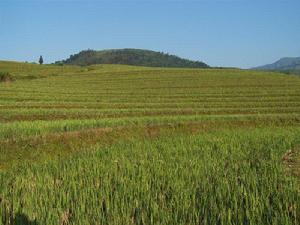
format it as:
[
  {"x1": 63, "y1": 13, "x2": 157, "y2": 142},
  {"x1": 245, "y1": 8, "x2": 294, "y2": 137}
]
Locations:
[
  {"x1": 275, "y1": 69, "x2": 300, "y2": 76},
  {"x1": 39, "y1": 55, "x2": 44, "y2": 65},
  {"x1": 0, "y1": 60, "x2": 84, "y2": 80},
  {"x1": 1, "y1": 129, "x2": 300, "y2": 224},
  {"x1": 0, "y1": 72, "x2": 13, "y2": 82},
  {"x1": 55, "y1": 49, "x2": 209, "y2": 68},
  {"x1": 0, "y1": 62, "x2": 300, "y2": 224}
]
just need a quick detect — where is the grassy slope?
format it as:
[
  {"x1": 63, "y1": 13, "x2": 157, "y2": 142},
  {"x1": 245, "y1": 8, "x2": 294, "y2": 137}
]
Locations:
[
  {"x1": 0, "y1": 62, "x2": 300, "y2": 224},
  {"x1": 0, "y1": 61, "x2": 85, "y2": 79}
]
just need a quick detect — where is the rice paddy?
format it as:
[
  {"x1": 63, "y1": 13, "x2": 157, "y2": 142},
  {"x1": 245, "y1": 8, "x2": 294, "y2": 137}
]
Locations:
[{"x1": 0, "y1": 61, "x2": 300, "y2": 224}]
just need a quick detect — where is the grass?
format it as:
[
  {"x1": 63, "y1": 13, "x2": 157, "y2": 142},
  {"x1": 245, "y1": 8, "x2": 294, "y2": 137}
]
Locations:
[
  {"x1": 0, "y1": 60, "x2": 84, "y2": 79},
  {"x1": 0, "y1": 61, "x2": 300, "y2": 224},
  {"x1": 1, "y1": 128, "x2": 300, "y2": 224},
  {"x1": 0, "y1": 72, "x2": 13, "y2": 82}
]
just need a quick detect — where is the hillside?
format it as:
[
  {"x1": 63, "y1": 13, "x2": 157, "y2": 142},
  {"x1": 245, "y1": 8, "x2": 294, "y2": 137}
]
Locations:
[
  {"x1": 55, "y1": 48, "x2": 209, "y2": 68},
  {"x1": 1, "y1": 62, "x2": 300, "y2": 224},
  {"x1": 252, "y1": 57, "x2": 300, "y2": 75},
  {"x1": 0, "y1": 60, "x2": 83, "y2": 80}
]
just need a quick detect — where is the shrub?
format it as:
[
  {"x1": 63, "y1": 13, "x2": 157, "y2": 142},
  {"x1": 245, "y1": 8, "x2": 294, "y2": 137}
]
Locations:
[{"x1": 0, "y1": 72, "x2": 13, "y2": 82}]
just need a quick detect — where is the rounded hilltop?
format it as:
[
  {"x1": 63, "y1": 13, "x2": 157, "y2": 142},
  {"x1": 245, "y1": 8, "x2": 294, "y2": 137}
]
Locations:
[{"x1": 55, "y1": 48, "x2": 209, "y2": 68}]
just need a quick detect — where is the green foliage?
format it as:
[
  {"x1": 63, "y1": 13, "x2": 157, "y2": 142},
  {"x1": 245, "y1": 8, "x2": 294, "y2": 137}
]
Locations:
[
  {"x1": 0, "y1": 72, "x2": 13, "y2": 82},
  {"x1": 278, "y1": 69, "x2": 300, "y2": 76},
  {"x1": 0, "y1": 129, "x2": 300, "y2": 224},
  {"x1": 0, "y1": 60, "x2": 83, "y2": 80},
  {"x1": 0, "y1": 61, "x2": 300, "y2": 224},
  {"x1": 56, "y1": 49, "x2": 209, "y2": 68},
  {"x1": 39, "y1": 55, "x2": 43, "y2": 65}
]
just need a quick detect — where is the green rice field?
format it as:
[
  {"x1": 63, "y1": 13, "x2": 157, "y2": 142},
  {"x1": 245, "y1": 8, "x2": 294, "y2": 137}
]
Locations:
[{"x1": 0, "y1": 61, "x2": 300, "y2": 224}]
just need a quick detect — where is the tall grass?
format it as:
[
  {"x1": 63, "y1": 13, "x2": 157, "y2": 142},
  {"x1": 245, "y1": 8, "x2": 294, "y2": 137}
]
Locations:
[
  {"x1": 0, "y1": 62, "x2": 300, "y2": 224},
  {"x1": 1, "y1": 128, "x2": 299, "y2": 224}
]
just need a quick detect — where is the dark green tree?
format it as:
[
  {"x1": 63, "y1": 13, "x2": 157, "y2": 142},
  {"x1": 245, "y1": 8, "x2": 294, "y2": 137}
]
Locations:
[{"x1": 39, "y1": 55, "x2": 44, "y2": 65}]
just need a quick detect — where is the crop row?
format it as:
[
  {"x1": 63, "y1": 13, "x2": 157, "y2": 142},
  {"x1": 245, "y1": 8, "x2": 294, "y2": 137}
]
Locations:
[
  {"x1": 1, "y1": 127, "x2": 299, "y2": 224},
  {"x1": 1, "y1": 113, "x2": 299, "y2": 140}
]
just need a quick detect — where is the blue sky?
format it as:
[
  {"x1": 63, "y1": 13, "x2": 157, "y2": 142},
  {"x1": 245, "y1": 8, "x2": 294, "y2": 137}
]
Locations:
[{"x1": 0, "y1": 0, "x2": 299, "y2": 68}]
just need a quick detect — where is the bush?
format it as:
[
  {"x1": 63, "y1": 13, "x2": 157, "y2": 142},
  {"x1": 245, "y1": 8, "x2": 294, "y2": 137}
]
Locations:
[{"x1": 0, "y1": 72, "x2": 13, "y2": 82}]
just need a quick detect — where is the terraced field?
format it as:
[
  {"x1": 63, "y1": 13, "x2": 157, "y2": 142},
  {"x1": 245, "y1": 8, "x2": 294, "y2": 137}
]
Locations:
[{"x1": 0, "y1": 61, "x2": 300, "y2": 224}]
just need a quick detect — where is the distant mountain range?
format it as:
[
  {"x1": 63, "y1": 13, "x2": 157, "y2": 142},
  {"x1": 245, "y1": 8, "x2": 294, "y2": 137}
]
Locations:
[
  {"x1": 55, "y1": 49, "x2": 209, "y2": 68},
  {"x1": 252, "y1": 57, "x2": 300, "y2": 74}
]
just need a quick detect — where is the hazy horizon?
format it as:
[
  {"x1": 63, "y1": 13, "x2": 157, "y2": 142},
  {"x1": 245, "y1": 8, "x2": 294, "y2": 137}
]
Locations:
[{"x1": 0, "y1": 0, "x2": 299, "y2": 69}]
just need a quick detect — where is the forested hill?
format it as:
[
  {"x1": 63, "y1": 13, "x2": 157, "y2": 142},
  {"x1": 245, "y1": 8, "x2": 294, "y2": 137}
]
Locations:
[{"x1": 55, "y1": 49, "x2": 209, "y2": 68}]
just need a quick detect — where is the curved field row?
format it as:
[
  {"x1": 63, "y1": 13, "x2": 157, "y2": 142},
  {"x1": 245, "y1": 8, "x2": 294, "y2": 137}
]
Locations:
[
  {"x1": 0, "y1": 108, "x2": 300, "y2": 123},
  {"x1": 1, "y1": 113, "x2": 299, "y2": 140},
  {"x1": 1, "y1": 67, "x2": 300, "y2": 136},
  {"x1": 1, "y1": 64, "x2": 300, "y2": 224}
]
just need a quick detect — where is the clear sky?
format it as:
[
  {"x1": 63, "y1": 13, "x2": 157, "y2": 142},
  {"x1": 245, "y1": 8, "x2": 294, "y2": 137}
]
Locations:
[{"x1": 0, "y1": 0, "x2": 299, "y2": 68}]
